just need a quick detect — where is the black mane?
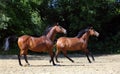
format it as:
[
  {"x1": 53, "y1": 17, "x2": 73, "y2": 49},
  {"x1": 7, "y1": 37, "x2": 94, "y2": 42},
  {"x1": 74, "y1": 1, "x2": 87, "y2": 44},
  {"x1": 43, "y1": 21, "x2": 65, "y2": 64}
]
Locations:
[
  {"x1": 43, "y1": 25, "x2": 53, "y2": 35},
  {"x1": 76, "y1": 27, "x2": 90, "y2": 38}
]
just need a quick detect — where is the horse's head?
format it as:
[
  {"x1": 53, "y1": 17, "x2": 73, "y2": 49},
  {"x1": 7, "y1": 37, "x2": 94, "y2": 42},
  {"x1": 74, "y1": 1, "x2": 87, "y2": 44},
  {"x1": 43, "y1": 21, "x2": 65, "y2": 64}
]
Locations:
[
  {"x1": 53, "y1": 23, "x2": 67, "y2": 34},
  {"x1": 88, "y1": 27, "x2": 99, "y2": 37}
]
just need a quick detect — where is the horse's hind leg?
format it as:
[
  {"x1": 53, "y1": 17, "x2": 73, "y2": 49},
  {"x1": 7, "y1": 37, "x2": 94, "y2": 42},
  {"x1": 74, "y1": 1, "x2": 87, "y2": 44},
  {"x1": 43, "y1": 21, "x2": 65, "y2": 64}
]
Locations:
[
  {"x1": 62, "y1": 51, "x2": 74, "y2": 63},
  {"x1": 24, "y1": 55, "x2": 30, "y2": 66},
  {"x1": 55, "y1": 50, "x2": 60, "y2": 63},
  {"x1": 18, "y1": 54, "x2": 22, "y2": 66}
]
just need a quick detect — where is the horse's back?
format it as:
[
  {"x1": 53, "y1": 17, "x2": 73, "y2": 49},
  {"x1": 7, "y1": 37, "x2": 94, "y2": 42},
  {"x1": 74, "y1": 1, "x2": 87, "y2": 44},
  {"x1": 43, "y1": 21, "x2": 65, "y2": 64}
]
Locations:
[{"x1": 57, "y1": 37, "x2": 79, "y2": 44}]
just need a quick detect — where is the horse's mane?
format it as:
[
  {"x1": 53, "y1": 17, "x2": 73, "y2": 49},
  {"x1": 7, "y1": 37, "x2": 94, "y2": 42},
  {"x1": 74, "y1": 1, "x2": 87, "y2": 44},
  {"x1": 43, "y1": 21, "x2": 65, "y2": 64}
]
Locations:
[
  {"x1": 76, "y1": 27, "x2": 90, "y2": 38},
  {"x1": 43, "y1": 25, "x2": 53, "y2": 35}
]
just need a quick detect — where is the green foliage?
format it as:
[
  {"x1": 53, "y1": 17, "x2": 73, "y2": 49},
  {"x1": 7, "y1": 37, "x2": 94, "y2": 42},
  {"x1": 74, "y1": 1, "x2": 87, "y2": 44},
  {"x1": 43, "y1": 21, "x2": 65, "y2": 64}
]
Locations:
[
  {"x1": 90, "y1": 32, "x2": 120, "y2": 54},
  {"x1": 0, "y1": 0, "x2": 46, "y2": 36},
  {"x1": 0, "y1": 14, "x2": 9, "y2": 30},
  {"x1": 0, "y1": 0, "x2": 120, "y2": 54}
]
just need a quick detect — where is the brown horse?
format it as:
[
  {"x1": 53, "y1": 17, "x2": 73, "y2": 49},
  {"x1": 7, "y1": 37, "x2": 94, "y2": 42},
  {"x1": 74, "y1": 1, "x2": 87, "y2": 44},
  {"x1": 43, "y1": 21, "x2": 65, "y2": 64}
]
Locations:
[
  {"x1": 4, "y1": 23, "x2": 67, "y2": 66},
  {"x1": 55, "y1": 27, "x2": 99, "y2": 63}
]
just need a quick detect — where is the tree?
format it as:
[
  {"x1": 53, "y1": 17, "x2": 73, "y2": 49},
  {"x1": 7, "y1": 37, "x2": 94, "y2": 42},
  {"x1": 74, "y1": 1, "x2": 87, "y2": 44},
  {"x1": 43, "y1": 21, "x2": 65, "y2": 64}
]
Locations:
[{"x1": 0, "y1": 0, "x2": 120, "y2": 53}]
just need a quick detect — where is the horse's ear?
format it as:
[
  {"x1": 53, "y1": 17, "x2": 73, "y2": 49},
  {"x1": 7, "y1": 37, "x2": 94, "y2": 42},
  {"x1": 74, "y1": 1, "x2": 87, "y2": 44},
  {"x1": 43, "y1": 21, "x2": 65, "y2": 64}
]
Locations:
[
  {"x1": 90, "y1": 26, "x2": 93, "y2": 29},
  {"x1": 54, "y1": 22, "x2": 59, "y2": 26},
  {"x1": 56, "y1": 22, "x2": 59, "y2": 26}
]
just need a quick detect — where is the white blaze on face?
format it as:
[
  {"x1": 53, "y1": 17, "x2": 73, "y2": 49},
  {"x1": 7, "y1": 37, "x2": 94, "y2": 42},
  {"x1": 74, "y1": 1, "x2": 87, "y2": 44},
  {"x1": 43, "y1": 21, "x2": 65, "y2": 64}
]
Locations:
[
  {"x1": 61, "y1": 27, "x2": 67, "y2": 34},
  {"x1": 63, "y1": 29, "x2": 67, "y2": 34},
  {"x1": 95, "y1": 31, "x2": 99, "y2": 37}
]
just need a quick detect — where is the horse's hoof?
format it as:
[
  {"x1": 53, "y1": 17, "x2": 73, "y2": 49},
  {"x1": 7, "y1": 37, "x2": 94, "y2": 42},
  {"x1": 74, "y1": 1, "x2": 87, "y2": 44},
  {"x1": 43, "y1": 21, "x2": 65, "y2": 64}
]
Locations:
[
  {"x1": 53, "y1": 63, "x2": 58, "y2": 66},
  {"x1": 49, "y1": 60, "x2": 52, "y2": 63},
  {"x1": 53, "y1": 64, "x2": 60, "y2": 66},
  {"x1": 71, "y1": 60, "x2": 74, "y2": 63},
  {"x1": 19, "y1": 64, "x2": 23, "y2": 66},
  {"x1": 53, "y1": 64, "x2": 56, "y2": 66},
  {"x1": 89, "y1": 61, "x2": 92, "y2": 63}
]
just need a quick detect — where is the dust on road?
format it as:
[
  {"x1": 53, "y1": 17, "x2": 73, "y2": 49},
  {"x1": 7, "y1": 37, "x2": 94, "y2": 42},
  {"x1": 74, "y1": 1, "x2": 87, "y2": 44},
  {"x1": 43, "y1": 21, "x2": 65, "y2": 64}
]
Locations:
[{"x1": 0, "y1": 54, "x2": 120, "y2": 74}]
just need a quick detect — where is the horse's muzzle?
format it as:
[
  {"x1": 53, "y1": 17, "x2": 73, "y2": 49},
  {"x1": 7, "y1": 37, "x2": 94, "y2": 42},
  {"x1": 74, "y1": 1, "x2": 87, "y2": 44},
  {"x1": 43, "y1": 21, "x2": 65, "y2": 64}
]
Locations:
[{"x1": 95, "y1": 32, "x2": 99, "y2": 37}]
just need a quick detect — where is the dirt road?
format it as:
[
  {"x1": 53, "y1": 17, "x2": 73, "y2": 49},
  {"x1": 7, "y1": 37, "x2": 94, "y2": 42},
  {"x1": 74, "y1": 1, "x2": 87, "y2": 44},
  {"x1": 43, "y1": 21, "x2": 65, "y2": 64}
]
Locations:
[{"x1": 0, "y1": 54, "x2": 120, "y2": 74}]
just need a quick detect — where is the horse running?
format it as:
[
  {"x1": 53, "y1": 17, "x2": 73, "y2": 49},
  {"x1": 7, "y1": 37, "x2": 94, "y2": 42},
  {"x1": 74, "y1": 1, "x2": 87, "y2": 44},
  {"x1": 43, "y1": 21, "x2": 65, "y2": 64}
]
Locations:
[
  {"x1": 4, "y1": 23, "x2": 67, "y2": 66},
  {"x1": 55, "y1": 27, "x2": 99, "y2": 63}
]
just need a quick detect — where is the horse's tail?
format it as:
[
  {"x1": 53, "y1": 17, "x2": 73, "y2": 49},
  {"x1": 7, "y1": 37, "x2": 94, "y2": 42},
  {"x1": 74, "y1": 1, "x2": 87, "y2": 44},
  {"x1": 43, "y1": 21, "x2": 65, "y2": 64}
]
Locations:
[{"x1": 3, "y1": 35, "x2": 18, "y2": 51}]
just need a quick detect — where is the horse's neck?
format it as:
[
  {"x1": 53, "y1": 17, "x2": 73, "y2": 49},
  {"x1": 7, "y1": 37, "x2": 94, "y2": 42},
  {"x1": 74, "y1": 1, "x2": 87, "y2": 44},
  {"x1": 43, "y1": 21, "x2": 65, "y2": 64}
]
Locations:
[
  {"x1": 81, "y1": 32, "x2": 90, "y2": 43},
  {"x1": 46, "y1": 28, "x2": 56, "y2": 41}
]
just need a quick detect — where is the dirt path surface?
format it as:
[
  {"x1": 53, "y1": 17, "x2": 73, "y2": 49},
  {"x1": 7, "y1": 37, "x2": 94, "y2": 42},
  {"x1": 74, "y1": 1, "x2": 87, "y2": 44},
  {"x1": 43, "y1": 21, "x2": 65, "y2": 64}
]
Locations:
[{"x1": 0, "y1": 54, "x2": 120, "y2": 74}]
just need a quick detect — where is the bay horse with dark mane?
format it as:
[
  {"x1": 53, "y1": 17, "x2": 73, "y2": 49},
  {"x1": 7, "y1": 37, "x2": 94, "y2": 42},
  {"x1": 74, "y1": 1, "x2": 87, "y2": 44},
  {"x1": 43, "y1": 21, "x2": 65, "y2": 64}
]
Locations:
[
  {"x1": 4, "y1": 23, "x2": 67, "y2": 66},
  {"x1": 55, "y1": 27, "x2": 99, "y2": 63}
]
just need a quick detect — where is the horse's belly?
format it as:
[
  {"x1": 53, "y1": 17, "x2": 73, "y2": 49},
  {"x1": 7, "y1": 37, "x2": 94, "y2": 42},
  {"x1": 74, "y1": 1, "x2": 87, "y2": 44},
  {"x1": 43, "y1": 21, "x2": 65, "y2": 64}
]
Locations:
[
  {"x1": 65, "y1": 44, "x2": 83, "y2": 51},
  {"x1": 66, "y1": 47, "x2": 81, "y2": 51},
  {"x1": 30, "y1": 47, "x2": 48, "y2": 52}
]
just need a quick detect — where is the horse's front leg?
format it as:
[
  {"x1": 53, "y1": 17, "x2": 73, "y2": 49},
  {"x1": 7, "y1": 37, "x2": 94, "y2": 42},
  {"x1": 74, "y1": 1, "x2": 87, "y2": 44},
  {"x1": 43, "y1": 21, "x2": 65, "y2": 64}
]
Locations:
[
  {"x1": 49, "y1": 52, "x2": 55, "y2": 63},
  {"x1": 89, "y1": 52, "x2": 95, "y2": 61},
  {"x1": 48, "y1": 50, "x2": 56, "y2": 66},
  {"x1": 85, "y1": 53, "x2": 92, "y2": 63},
  {"x1": 55, "y1": 49, "x2": 61, "y2": 63},
  {"x1": 84, "y1": 49, "x2": 92, "y2": 63}
]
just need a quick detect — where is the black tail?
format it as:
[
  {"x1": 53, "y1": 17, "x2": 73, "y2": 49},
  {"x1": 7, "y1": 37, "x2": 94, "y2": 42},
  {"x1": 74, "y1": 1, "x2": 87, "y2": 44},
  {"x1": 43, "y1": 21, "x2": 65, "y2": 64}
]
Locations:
[{"x1": 3, "y1": 35, "x2": 18, "y2": 51}]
